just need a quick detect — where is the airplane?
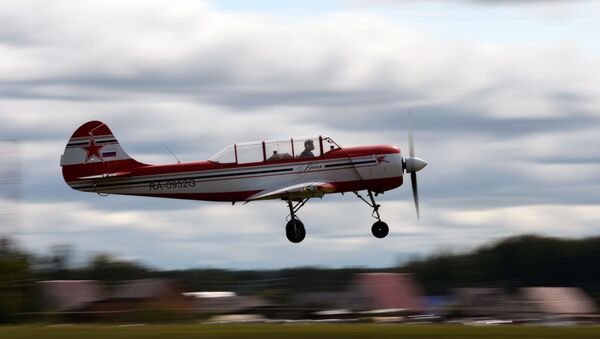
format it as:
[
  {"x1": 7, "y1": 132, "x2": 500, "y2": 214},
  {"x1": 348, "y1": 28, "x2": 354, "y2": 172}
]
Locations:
[{"x1": 60, "y1": 120, "x2": 427, "y2": 243}]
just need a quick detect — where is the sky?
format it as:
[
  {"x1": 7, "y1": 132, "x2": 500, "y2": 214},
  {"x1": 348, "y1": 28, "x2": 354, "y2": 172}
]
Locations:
[{"x1": 0, "y1": 0, "x2": 599, "y2": 269}]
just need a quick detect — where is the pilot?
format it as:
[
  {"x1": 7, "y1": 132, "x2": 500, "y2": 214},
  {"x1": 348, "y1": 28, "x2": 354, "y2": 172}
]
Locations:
[{"x1": 299, "y1": 139, "x2": 315, "y2": 158}]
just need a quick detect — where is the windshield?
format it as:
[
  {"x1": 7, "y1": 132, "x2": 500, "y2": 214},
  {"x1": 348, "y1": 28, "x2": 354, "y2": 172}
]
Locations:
[
  {"x1": 208, "y1": 145, "x2": 236, "y2": 163},
  {"x1": 323, "y1": 136, "x2": 342, "y2": 153}
]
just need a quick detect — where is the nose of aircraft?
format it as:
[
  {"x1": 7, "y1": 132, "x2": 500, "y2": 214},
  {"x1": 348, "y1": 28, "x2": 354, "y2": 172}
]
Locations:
[{"x1": 404, "y1": 156, "x2": 427, "y2": 173}]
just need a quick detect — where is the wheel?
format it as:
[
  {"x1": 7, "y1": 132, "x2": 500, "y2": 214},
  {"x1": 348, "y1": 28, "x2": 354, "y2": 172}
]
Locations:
[
  {"x1": 286, "y1": 219, "x2": 306, "y2": 243},
  {"x1": 371, "y1": 221, "x2": 389, "y2": 238}
]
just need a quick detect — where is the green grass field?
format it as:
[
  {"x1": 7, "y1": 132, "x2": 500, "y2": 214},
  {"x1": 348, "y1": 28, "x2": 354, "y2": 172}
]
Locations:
[{"x1": 1, "y1": 324, "x2": 600, "y2": 339}]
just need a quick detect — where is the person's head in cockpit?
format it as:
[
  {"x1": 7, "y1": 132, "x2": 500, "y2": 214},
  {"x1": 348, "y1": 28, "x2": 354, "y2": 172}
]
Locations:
[{"x1": 299, "y1": 140, "x2": 315, "y2": 158}]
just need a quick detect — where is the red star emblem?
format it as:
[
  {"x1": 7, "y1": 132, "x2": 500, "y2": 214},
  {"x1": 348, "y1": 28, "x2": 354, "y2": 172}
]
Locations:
[
  {"x1": 376, "y1": 155, "x2": 389, "y2": 164},
  {"x1": 80, "y1": 135, "x2": 105, "y2": 163}
]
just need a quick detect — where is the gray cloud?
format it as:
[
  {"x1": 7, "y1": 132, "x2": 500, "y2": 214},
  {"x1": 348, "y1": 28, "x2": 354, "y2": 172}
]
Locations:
[
  {"x1": 346, "y1": 0, "x2": 588, "y2": 5},
  {"x1": 1, "y1": 0, "x2": 599, "y2": 268}
]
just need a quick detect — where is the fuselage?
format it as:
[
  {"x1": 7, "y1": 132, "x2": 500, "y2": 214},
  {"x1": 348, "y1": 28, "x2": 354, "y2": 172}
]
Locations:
[{"x1": 63, "y1": 145, "x2": 404, "y2": 202}]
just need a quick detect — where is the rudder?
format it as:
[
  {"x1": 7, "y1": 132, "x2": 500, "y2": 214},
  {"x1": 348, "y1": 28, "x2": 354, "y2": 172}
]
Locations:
[{"x1": 61, "y1": 120, "x2": 146, "y2": 185}]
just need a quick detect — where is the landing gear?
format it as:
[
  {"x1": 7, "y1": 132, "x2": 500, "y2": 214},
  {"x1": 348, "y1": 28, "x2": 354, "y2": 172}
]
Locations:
[
  {"x1": 285, "y1": 198, "x2": 309, "y2": 243},
  {"x1": 354, "y1": 190, "x2": 390, "y2": 239}
]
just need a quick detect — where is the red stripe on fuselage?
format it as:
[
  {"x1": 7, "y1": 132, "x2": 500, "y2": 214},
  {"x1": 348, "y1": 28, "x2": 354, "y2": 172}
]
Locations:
[{"x1": 334, "y1": 176, "x2": 403, "y2": 194}]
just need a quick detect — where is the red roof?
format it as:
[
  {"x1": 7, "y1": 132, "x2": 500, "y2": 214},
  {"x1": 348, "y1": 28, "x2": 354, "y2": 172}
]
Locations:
[
  {"x1": 354, "y1": 273, "x2": 424, "y2": 311},
  {"x1": 38, "y1": 280, "x2": 104, "y2": 311},
  {"x1": 521, "y1": 287, "x2": 597, "y2": 315}
]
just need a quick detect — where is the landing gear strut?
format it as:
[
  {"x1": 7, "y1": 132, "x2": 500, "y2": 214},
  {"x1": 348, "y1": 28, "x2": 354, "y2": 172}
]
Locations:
[
  {"x1": 285, "y1": 198, "x2": 308, "y2": 243},
  {"x1": 353, "y1": 190, "x2": 389, "y2": 238}
]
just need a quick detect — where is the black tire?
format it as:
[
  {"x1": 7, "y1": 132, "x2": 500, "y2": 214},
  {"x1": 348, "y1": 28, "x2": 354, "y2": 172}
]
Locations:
[
  {"x1": 371, "y1": 221, "x2": 389, "y2": 238},
  {"x1": 286, "y1": 219, "x2": 306, "y2": 243}
]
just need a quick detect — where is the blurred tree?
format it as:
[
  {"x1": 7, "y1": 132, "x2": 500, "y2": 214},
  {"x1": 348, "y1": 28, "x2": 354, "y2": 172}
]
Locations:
[
  {"x1": 0, "y1": 237, "x2": 33, "y2": 323},
  {"x1": 50, "y1": 244, "x2": 73, "y2": 272},
  {"x1": 87, "y1": 253, "x2": 151, "y2": 282},
  {"x1": 400, "y1": 235, "x2": 600, "y2": 298}
]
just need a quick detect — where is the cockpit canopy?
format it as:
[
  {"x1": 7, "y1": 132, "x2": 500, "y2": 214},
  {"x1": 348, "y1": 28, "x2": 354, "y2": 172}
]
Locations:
[{"x1": 209, "y1": 136, "x2": 342, "y2": 164}]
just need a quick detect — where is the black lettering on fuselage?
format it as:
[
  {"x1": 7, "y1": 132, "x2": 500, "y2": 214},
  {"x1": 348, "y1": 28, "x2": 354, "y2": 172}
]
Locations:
[{"x1": 149, "y1": 179, "x2": 196, "y2": 191}]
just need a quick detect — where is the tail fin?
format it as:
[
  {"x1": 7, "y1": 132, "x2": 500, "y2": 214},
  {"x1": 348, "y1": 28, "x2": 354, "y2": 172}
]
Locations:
[{"x1": 61, "y1": 121, "x2": 147, "y2": 185}]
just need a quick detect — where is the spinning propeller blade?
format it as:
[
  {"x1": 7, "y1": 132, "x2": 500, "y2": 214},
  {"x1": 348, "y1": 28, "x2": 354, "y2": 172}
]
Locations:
[
  {"x1": 411, "y1": 172, "x2": 419, "y2": 219},
  {"x1": 403, "y1": 112, "x2": 426, "y2": 219},
  {"x1": 408, "y1": 112, "x2": 415, "y2": 158}
]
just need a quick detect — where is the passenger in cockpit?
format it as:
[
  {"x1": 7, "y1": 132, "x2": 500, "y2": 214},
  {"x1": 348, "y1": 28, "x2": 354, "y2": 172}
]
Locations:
[
  {"x1": 268, "y1": 150, "x2": 292, "y2": 161},
  {"x1": 268, "y1": 150, "x2": 280, "y2": 160},
  {"x1": 299, "y1": 139, "x2": 315, "y2": 158}
]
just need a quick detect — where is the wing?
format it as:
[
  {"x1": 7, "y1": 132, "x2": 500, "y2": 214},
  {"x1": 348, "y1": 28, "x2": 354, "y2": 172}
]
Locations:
[{"x1": 248, "y1": 182, "x2": 337, "y2": 201}]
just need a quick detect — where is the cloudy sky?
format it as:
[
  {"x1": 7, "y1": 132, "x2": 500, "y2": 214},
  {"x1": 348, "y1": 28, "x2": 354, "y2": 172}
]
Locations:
[{"x1": 1, "y1": 0, "x2": 599, "y2": 269}]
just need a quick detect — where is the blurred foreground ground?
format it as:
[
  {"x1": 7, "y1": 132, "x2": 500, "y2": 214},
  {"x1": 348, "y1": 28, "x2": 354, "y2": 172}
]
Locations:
[
  {"x1": 1, "y1": 324, "x2": 600, "y2": 339},
  {"x1": 2, "y1": 235, "x2": 600, "y2": 325}
]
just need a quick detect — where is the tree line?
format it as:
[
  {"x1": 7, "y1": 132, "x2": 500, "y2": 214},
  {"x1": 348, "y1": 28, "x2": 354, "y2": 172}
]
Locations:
[{"x1": 0, "y1": 234, "x2": 599, "y2": 322}]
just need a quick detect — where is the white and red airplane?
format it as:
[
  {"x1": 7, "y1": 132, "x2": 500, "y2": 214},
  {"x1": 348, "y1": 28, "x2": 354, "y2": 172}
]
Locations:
[{"x1": 61, "y1": 120, "x2": 427, "y2": 243}]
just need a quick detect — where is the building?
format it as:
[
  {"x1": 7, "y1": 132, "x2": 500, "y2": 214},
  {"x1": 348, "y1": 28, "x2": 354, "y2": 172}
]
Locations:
[
  {"x1": 82, "y1": 279, "x2": 190, "y2": 316},
  {"x1": 39, "y1": 279, "x2": 193, "y2": 322},
  {"x1": 351, "y1": 273, "x2": 425, "y2": 312},
  {"x1": 453, "y1": 288, "x2": 513, "y2": 318},
  {"x1": 38, "y1": 280, "x2": 104, "y2": 312},
  {"x1": 294, "y1": 273, "x2": 425, "y2": 316},
  {"x1": 520, "y1": 287, "x2": 597, "y2": 320}
]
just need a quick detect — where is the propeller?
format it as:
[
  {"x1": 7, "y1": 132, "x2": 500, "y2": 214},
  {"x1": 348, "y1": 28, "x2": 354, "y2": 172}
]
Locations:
[{"x1": 402, "y1": 113, "x2": 427, "y2": 219}]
